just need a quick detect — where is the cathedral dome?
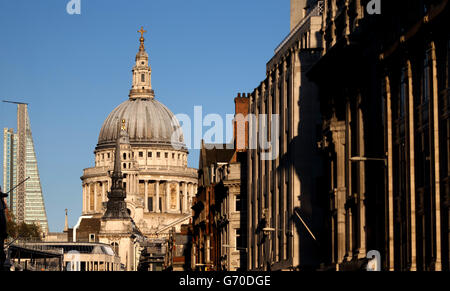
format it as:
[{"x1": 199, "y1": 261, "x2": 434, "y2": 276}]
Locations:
[
  {"x1": 96, "y1": 98, "x2": 185, "y2": 150},
  {"x1": 96, "y1": 27, "x2": 185, "y2": 151}
]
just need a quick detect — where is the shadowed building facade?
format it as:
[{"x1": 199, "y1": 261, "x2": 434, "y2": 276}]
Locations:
[
  {"x1": 246, "y1": 0, "x2": 325, "y2": 271},
  {"x1": 308, "y1": 0, "x2": 450, "y2": 271}
]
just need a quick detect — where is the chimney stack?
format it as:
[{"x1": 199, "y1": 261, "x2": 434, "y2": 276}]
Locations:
[
  {"x1": 64, "y1": 209, "x2": 69, "y2": 232},
  {"x1": 234, "y1": 93, "x2": 249, "y2": 152}
]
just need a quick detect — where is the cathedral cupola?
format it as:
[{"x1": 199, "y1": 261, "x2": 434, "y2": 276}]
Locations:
[{"x1": 129, "y1": 26, "x2": 155, "y2": 100}]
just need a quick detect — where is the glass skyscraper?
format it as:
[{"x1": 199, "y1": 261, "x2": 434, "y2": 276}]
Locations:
[
  {"x1": 2, "y1": 103, "x2": 48, "y2": 234},
  {"x1": 3, "y1": 128, "x2": 17, "y2": 213}
]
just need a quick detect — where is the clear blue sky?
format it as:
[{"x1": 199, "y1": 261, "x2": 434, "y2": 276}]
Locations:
[{"x1": 0, "y1": 0, "x2": 288, "y2": 232}]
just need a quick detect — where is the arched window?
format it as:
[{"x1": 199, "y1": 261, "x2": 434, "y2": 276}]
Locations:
[
  {"x1": 141, "y1": 74, "x2": 145, "y2": 82},
  {"x1": 111, "y1": 242, "x2": 119, "y2": 256},
  {"x1": 123, "y1": 153, "x2": 127, "y2": 160}
]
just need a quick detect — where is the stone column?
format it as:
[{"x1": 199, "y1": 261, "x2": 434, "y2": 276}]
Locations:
[
  {"x1": 94, "y1": 182, "x2": 98, "y2": 212},
  {"x1": 102, "y1": 182, "x2": 106, "y2": 205},
  {"x1": 431, "y1": 41, "x2": 442, "y2": 271},
  {"x1": 385, "y1": 75, "x2": 395, "y2": 271},
  {"x1": 82, "y1": 184, "x2": 86, "y2": 213},
  {"x1": 184, "y1": 183, "x2": 188, "y2": 213},
  {"x1": 291, "y1": 47, "x2": 301, "y2": 268},
  {"x1": 144, "y1": 180, "x2": 148, "y2": 212},
  {"x1": 166, "y1": 182, "x2": 170, "y2": 212},
  {"x1": 407, "y1": 60, "x2": 417, "y2": 271},
  {"x1": 87, "y1": 184, "x2": 91, "y2": 212},
  {"x1": 331, "y1": 120, "x2": 346, "y2": 266},
  {"x1": 176, "y1": 183, "x2": 181, "y2": 213},
  {"x1": 155, "y1": 181, "x2": 160, "y2": 213},
  {"x1": 345, "y1": 97, "x2": 353, "y2": 261},
  {"x1": 357, "y1": 93, "x2": 367, "y2": 259}
]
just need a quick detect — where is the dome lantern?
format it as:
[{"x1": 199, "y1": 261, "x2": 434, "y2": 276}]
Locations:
[{"x1": 129, "y1": 26, "x2": 155, "y2": 100}]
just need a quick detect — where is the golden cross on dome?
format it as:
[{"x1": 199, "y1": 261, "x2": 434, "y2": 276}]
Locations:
[
  {"x1": 138, "y1": 26, "x2": 147, "y2": 50},
  {"x1": 138, "y1": 26, "x2": 147, "y2": 39}
]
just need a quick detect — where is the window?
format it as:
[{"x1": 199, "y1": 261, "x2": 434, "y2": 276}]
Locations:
[
  {"x1": 422, "y1": 54, "x2": 430, "y2": 103},
  {"x1": 235, "y1": 229, "x2": 242, "y2": 248},
  {"x1": 141, "y1": 74, "x2": 145, "y2": 82},
  {"x1": 139, "y1": 151, "x2": 143, "y2": 158},
  {"x1": 235, "y1": 196, "x2": 242, "y2": 212},
  {"x1": 165, "y1": 152, "x2": 168, "y2": 158},
  {"x1": 400, "y1": 68, "x2": 407, "y2": 118},
  {"x1": 123, "y1": 153, "x2": 127, "y2": 160},
  {"x1": 148, "y1": 152, "x2": 152, "y2": 158},
  {"x1": 107, "y1": 153, "x2": 110, "y2": 159},
  {"x1": 102, "y1": 153, "x2": 104, "y2": 160},
  {"x1": 89, "y1": 234, "x2": 95, "y2": 242},
  {"x1": 178, "y1": 154, "x2": 180, "y2": 160},
  {"x1": 172, "y1": 153, "x2": 175, "y2": 159},
  {"x1": 111, "y1": 242, "x2": 119, "y2": 255},
  {"x1": 157, "y1": 152, "x2": 161, "y2": 158}
]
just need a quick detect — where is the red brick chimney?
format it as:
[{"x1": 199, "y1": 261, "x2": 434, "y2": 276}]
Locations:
[{"x1": 234, "y1": 93, "x2": 249, "y2": 152}]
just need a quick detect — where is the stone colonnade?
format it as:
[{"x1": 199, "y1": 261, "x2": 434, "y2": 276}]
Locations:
[{"x1": 82, "y1": 178, "x2": 198, "y2": 215}]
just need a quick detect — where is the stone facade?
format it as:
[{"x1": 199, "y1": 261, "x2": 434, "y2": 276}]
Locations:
[
  {"x1": 246, "y1": 1, "x2": 324, "y2": 271},
  {"x1": 308, "y1": 0, "x2": 450, "y2": 271}
]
